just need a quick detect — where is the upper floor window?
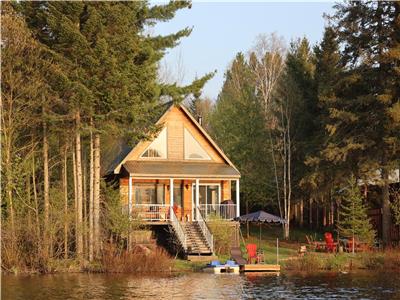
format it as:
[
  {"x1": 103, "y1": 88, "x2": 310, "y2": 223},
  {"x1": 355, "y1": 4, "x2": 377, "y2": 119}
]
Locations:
[
  {"x1": 141, "y1": 127, "x2": 167, "y2": 158},
  {"x1": 184, "y1": 128, "x2": 211, "y2": 160}
]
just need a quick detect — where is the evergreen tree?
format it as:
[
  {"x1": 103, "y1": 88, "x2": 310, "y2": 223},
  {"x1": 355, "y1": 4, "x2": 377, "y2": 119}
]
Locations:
[
  {"x1": 301, "y1": 27, "x2": 345, "y2": 206},
  {"x1": 327, "y1": 1, "x2": 400, "y2": 244},
  {"x1": 337, "y1": 176, "x2": 375, "y2": 246},
  {"x1": 210, "y1": 53, "x2": 273, "y2": 213},
  {"x1": 2, "y1": 1, "x2": 213, "y2": 268}
]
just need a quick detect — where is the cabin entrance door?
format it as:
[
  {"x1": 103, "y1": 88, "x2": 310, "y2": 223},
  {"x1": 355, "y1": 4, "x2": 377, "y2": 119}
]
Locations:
[{"x1": 191, "y1": 183, "x2": 221, "y2": 221}]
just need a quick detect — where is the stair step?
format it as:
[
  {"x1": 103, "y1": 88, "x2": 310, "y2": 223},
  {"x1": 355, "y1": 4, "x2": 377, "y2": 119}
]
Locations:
[{"x1": 172, "y1": 221, "x2": 212, "y2": 255}]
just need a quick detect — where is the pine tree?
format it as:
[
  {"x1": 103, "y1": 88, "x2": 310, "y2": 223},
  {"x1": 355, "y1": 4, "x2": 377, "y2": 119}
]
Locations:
[
  {"x1": 337, "y1": 176, "x2": 375, "y2": 246},
  {"x1": 210, "y1": 53, "x2": 273, "y2": 216},
  {"x1": 327, "y1": 1, "x2": 400, "y2": 244},
  {"x1": 18, "y1": 1, "x2": 213, "y2": 262},
  {"x1": 301, "y1": 27, "x2": 345, "y2": 211}
]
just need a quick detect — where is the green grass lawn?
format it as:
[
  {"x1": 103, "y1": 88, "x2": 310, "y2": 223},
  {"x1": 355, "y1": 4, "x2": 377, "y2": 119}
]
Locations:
[
  {"x1": 174, "y1": 225, "x2": 335, "y2": 270},
  {"x1": 239, "y1": 224, "x2": 329, "y2": 263}
]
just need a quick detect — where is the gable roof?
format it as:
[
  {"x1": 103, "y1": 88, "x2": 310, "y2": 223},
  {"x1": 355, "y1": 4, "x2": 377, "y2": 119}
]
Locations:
[{"x1": 109, "y1": 102, "x2": 240, "y2": 176}]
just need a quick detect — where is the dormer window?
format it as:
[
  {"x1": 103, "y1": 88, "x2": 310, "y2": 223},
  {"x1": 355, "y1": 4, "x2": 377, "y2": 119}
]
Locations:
[
  {"x1": 141, "y1": 127, "x2": 167, "y2": 159},
  {"x1": 184, "y1": 128, "x2": 211, "y2": 160}
]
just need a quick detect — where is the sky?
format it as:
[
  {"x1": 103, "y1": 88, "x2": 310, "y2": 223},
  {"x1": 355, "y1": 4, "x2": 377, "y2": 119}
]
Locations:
[{"x1": 153, "y1": 1, "x2": 335, "y2": 100}]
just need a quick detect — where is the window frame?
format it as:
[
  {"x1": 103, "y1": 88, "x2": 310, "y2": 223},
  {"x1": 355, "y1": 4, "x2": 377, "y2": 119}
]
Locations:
[
  {"x1": 140, "y1": 127, "x2": 168, "y2": 159},
  {"x1": 183, "y1": 127, "x2": 211, "y2": 161}
]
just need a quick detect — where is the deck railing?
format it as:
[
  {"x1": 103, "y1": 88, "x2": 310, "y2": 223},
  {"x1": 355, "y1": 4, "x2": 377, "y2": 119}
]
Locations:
[
  {"x1": 196, "y1": 206, "x2": 214, "y2": 254},
  {"x1": 170, "y1": 207, "x2": 187, "y2": 250},
  {"x1": 131, "y1": 204, "x2": 169, "y2": 221},
  {"x1": 198, "y1": 204, "x2": 237, "y2": 220}
]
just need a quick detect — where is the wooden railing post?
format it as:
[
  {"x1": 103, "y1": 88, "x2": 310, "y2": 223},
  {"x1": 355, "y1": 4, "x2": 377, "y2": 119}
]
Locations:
[
  {"x1": 236, "y1": 179, "x2": 240, "y2": 218},
  {"x1": 195, "y1": 179, "x2": 200, "y2": 221}
]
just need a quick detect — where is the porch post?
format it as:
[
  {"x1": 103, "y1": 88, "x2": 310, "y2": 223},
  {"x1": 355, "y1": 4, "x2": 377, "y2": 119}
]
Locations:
[
  {"x1": 170, "y1": 178, "x2": 174, "y2": 220},
  {"x1": 236, "y1": 179, "x2": 240, "y2": 218},
  {"x1": 128, "y1": 175, "x2": 132, "y2": 216},
  {"x1": 195, "y1": 179, "x2": 200, "y2": 221}
]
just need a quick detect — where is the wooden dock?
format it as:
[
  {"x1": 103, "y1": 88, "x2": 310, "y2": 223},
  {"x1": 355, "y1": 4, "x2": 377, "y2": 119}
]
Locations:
[{"x1": 241, "y1": 264, "x2": 280, "y2": 272}]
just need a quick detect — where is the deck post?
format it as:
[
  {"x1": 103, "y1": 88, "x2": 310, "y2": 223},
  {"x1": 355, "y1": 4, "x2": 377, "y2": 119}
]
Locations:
[
  {"x1": 170, "y1": 178, "x2": 174, "y2": 221},
  {"x1": 236, "y1": 179, "x2": 240, "y2": 218},
  {"x1": 128, "y1": 175, "x2": 132, "y2": 217},
  {"x1": 195, "y1": 179, "x2": 200, "y2": 221}
]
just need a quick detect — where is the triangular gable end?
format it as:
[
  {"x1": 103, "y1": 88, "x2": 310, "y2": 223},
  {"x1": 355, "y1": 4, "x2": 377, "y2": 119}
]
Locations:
[{"x1": 112, "y1": 103, "x2": 240, "y2": 174}]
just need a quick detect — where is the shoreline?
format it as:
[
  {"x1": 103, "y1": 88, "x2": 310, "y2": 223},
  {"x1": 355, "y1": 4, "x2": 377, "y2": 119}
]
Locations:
[{"x1": 3, "y1": 253, "x2": 400, "y2": 276}]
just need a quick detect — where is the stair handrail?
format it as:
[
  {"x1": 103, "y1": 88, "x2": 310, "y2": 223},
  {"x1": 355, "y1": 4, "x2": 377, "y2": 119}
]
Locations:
[
  {"x1": 170, "y1": 207, "x2": 187, "y2": 250},
  {"x1": 196, "y1": 206, "x2": 214, "y2": 254}
]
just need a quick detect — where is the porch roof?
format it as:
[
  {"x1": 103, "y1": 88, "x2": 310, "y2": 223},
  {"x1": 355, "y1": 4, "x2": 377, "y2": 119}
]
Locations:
[{"x1": 122, "y1": 160, "x2": 240, "y2": 179}]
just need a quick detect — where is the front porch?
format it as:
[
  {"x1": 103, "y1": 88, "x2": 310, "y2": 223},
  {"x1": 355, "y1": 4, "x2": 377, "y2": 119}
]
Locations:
[{"x1": 122, "y1": 177, "x2": 240, "y2": 223}]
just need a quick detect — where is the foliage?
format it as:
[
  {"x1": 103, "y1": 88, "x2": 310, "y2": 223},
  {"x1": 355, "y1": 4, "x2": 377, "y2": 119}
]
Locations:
[
  {"x1": 100, "y1": 243, "x2": 172, "y2": 273},
  {"x1": 210, "y1": 53, "x2": 274, "y2": 210},
  {"x1": 390, "y1": 188, "x2": 400, "y2": 226},
  {"x1": 337, "y1": 177, "x2": 376, "y2": 245},
  {"x1": 102, "y1": 182, "x2": 144, "y2": 240},
  {"x1": 1, "y1": 2, "x2": 212, "y2": 272},
  {"x1": 207, "y1": 214, "x2": 235, "y2": 255}
]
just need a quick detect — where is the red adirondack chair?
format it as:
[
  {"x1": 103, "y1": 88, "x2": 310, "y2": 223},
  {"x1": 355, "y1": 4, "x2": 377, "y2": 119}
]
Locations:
[
  {"x1": 246, "y1": 244, "x2": 258, "y2": 264},
  {"x1": 324, "y1": 232, "x2": 337, "y2": 252}
]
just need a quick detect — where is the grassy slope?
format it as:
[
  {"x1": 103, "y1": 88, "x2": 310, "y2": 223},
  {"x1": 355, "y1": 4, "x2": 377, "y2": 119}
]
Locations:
[{"x1": 173, "y1": 225, "x2": 400, "y2": 273}]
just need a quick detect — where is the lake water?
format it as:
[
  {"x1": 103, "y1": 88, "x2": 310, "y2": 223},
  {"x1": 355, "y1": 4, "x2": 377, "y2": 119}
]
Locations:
[{"x1": 2, "y1": 271, "x2": 399, "y2": 299}]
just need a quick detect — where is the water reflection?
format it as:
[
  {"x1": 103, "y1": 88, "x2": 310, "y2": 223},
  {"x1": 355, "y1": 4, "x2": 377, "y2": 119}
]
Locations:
[{"x1": 2, "y1": 271, "x2": 399, "y2": 300}]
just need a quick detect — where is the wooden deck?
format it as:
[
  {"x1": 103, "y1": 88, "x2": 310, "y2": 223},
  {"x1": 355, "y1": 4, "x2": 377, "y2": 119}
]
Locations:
[{"x1": 241, "y1": 264, "x2": 280, "y2": 272}]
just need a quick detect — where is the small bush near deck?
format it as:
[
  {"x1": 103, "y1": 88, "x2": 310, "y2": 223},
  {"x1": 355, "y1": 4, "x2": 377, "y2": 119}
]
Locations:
[
  {"x1": 100, "y1": 243, "x2": 173, "y2": 273},
  {"x1": 207, "y1": 214, "x2": 235, "y2": 255}
]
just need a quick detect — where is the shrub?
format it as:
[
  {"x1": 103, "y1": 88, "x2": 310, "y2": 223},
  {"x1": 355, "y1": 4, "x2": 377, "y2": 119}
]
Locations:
[
  {"x1": 283, "y1": 254, "x2": 324, "y2": 272},
  {"x1": 100, "y1": 243, "x2": 173, "y2": 273},
  {"x1": 207, "y1": 214, "x2": 235, "y2": 255}
]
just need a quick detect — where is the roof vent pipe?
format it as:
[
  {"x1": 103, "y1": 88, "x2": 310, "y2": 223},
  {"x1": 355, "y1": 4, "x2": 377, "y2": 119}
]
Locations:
[{"x1": 198, "y1": 116, "x2": 203, "y2": 126}]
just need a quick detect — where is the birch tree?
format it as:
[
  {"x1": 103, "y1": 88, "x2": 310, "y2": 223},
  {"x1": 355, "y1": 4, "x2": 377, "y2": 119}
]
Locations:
[{"x1": 249, "y1": 33, "x2": 286, "y2": 219}]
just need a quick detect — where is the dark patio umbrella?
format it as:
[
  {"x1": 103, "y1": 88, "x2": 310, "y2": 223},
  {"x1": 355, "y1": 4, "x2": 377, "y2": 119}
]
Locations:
[
  {"x1": 235, "y1": 211, "x2": 286, "y2": 224},
  {"x1": 234, "y1": 210, "x2": 286, "y2": 250}
]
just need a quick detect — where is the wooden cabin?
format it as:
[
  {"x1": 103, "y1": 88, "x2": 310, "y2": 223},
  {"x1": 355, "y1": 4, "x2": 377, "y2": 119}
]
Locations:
[{"x1": 107, "y1": 103, "x2": 241, "y2": 255}]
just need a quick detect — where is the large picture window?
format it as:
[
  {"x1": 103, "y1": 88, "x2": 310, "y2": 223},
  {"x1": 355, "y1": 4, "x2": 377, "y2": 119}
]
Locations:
[
  {"x1": 134, "y1": 183, "x2": 165, "y2": 205},
  {"x1": 184, "y1": 128, "x2": 211, "y2": 160},
  {"x1": 141, "y1": 127, "x2": 167, "y2": 158}
]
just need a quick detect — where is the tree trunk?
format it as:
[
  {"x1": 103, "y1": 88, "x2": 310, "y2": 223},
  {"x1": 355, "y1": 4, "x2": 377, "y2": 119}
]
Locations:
[
  {"x1": 268, "y1": 130, "x2": 282, "y2": 219},
  {"x1": 309, "y1": 198, "x2": 313, "y2": 228},
  {"x1": 286, "y1": 106, "x2": 292, "y2": 240},
  {"x1": 75, "y1": 111, "x2": 84, "y2": 260},
  {"x1": 5, "y1": 137, "x2": 16, "y2": 253},
  {"x1": 43, "y1": 119, "x2": 50, "y2": 258},
  {"x1": 89, "y1": 123, "x2": 94, "y2": 262},
  {"x1": 246, "y1": 200, "x2": 249, "y2": 238},
  {"x1": 72, "y1": 149, "x2": 78, "y2": 248},
  {"x1": 300, "y1": 199, "x2": 304, "y2": 228},
  {"x1": 83, "y1": 156, "x2": 87, "y2": 258},
  {"x1": 63, "y1": 145, "x2": 68, "y2": 259},
  {"x1": 382, "y1": 168, "x2": 392, "y2": 246},
  {"x1": 32, "y1": 153, "x2": 41, "y2": 253},
  {"x1": 93, "y1": 133, "x2": 101, "y2": 257}
]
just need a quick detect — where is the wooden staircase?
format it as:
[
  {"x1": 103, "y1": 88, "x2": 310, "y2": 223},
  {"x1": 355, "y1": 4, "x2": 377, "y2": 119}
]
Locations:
[{"x1": 182, "y1": 222, "x2": 213, "y2": 255}]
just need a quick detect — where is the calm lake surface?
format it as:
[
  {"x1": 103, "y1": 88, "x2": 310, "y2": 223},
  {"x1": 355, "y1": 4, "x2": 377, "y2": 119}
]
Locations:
[{"x1": 2, "y1": 271, "x2": 400, "y2": 299}]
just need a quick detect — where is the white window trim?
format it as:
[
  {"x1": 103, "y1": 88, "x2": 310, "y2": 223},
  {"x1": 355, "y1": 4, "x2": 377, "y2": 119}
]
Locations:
[
  {"x1": 184, "y1": 127, "x2": 211, "y2": 161},
  {"x1": 140, "y1": 127, "x2": 168, "y2": 160}
]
